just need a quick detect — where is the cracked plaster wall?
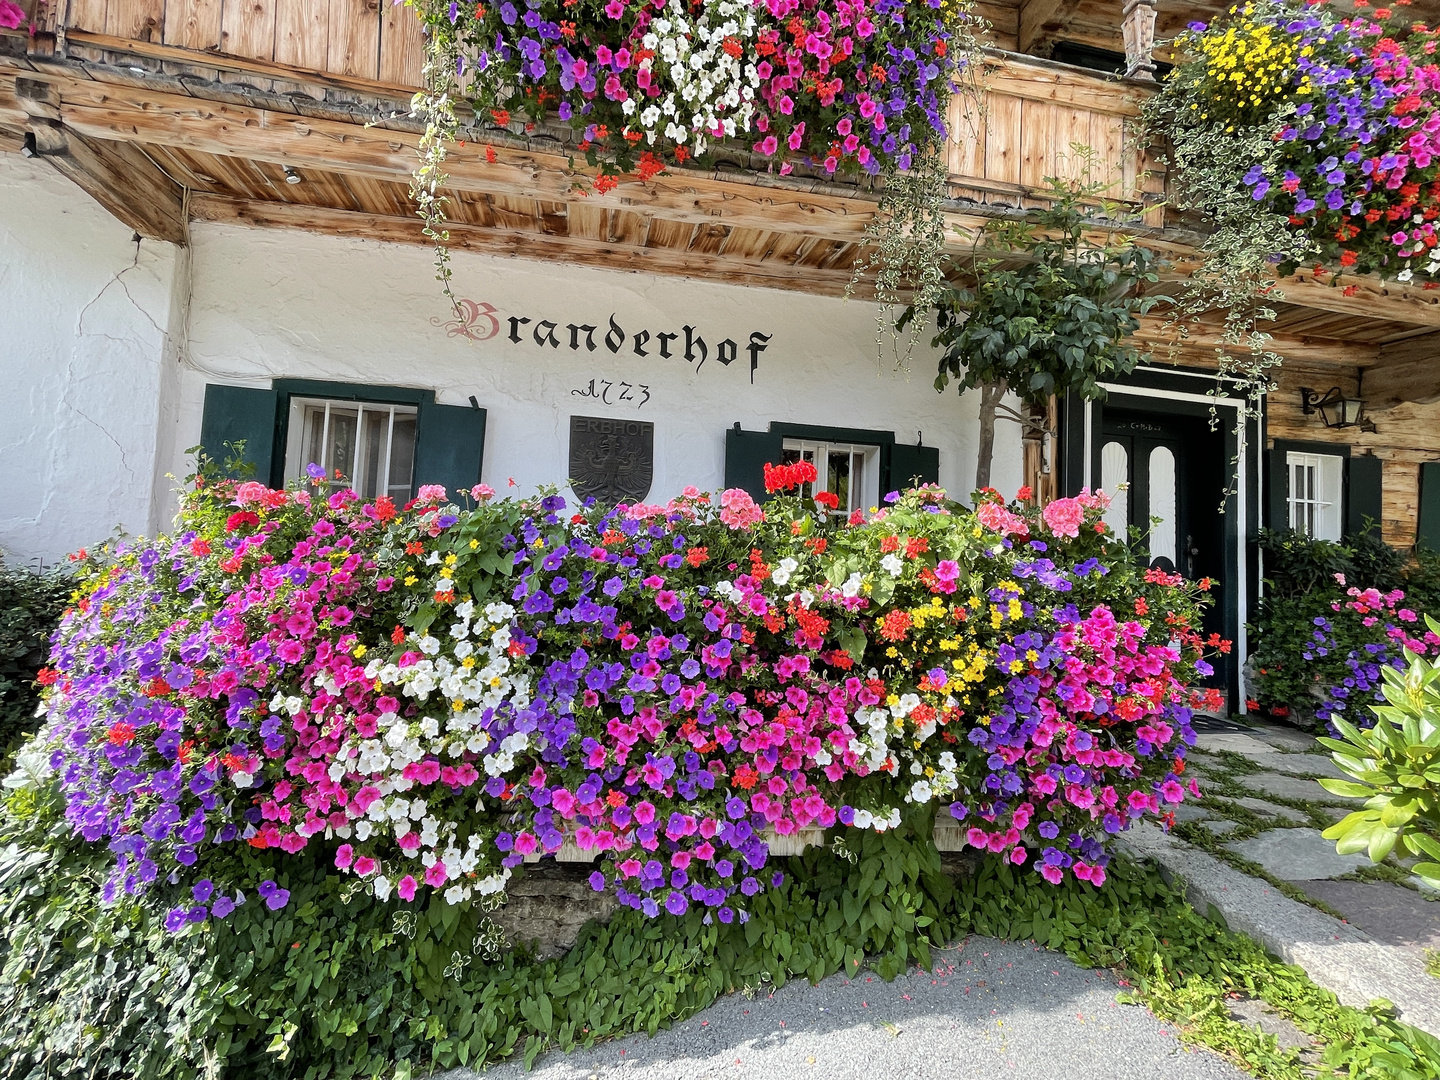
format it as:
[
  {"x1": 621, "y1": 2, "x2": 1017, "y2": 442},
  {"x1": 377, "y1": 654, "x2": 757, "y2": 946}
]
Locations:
[
  {"x1": 0, "y1": 151, "x2": 177, "y2": 566},
  {"x1": 173, "y1": 222, "x2": 1020, "y2": 504}
]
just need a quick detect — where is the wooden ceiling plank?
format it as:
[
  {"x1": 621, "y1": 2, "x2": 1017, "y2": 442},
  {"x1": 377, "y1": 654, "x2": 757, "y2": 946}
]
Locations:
[
  {"x1": 188, "y1": 196, "x2": 872, "y2": 298},
  {"x1": 1364, "y1": 331, "x2": 1440, "y2": 411},
  {"x1": 1018, "y1": 0, "x2": 1081, "y2": 55},
  {"x1": 15, "y1": 77, "x2": 186, "y2": 243},
  {"x1": 46, "y1": 78, "x2": 891, "y2": 242}
]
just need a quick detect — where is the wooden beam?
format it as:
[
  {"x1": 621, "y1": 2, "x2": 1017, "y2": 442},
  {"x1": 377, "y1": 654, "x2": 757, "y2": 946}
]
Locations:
[
  {"x1": 47, "y1": 78, "x2": 901, "y2": 244},
  {"x1": 1132, "y1": 317, "x2": 1379, "y2": 368},
  {"x1": 1154, "y1": 259, "x2": 1440, "y2": 330},
  {"x1": 62, "y1": 29, "x2": 416, "y2": 103},
  {"x1": 15, "y1": 77, "x2": 187, "y2": 243},
  {"x1": 1275, "y1": 268, "x2": 1440, "y2": 330},
  {"x1": 1018, "y1": 0, "x2": 1077, "y2": 54},
  {"x1": 983, "y1": 56, "x2": 1148, "y2": 117},
  {"x1": 1363, "y1": 331, "x2": 1440, "y2": 411},
  {"x1": 188, "y1": 195, "x2": 872, "y2": 298}
]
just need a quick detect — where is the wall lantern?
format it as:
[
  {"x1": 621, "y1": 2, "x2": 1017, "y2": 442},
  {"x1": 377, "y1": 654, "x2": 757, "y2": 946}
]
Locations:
[{"x1": 1300, "y1": 386, "x2": 1367, "y2": 429}]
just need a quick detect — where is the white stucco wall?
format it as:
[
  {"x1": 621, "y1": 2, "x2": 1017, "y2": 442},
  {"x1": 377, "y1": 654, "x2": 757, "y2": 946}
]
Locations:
[
  {"x1": 171, "y1": 222, "x2": 1022, "y2": 509},
  {"x1": 1, "y1": 158, "x2": 1022, "y2": 559},
  {"x1": 0, "y1": 151, "x2": 178, "y2": 566}
]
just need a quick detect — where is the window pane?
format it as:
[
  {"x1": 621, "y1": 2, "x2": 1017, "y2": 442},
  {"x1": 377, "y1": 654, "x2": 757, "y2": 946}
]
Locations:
[
  {"x1": 1148, "y1": 446, "x2": 1177, "y2": 564},
  {"x1": 1100, "y1": 440, "x2": 1128, "y2": 538},
  {"x1": 828, "y1": 449, "x2": 851, "y2": 513},
  {"x1": 358, "y1": 410, "x2": 389, "y2": 498},
  {"x1": 388, "y1": 414, "x2": 417, "y2": 499},
  {"x1": 327, "y1": 410, "x2": 358, "y2": 487}
]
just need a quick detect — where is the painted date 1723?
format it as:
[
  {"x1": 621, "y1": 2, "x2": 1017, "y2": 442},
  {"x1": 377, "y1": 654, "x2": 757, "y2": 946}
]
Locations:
[{"x1": 571, "y1": 379, "x2": 651, "y2": 408}]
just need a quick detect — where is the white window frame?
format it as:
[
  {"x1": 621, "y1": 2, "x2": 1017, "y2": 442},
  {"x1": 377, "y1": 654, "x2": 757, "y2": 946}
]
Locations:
[
  {"x1": 283, "y1": 396, "x2": 418, "y2": 499},
  {"x1": 780, "y1": 438, "x2": 882, "y2": 516},
  {"x1": 1286, "y1": 451, "x2": 1344, "y2": 541}
]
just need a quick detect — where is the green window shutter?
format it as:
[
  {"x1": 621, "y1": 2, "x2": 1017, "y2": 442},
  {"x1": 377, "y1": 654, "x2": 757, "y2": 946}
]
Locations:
[
  {"x1": 885, "y1": 443, "x2": 939, "y2": 495},
  {"x1": 199, "y1": 384, "x2": 279, "y2": 484},
  {"x1": 1345, "y1": 454, "x2": 1382, "y2": 538},
  {"x1": 724, "y1": 426, "x2": 785, "y2": 502},
  {"x1": 413, "y1": 401, "x2": 487, "y2": 498},
  {"x1": 1265, "y1": 448, "x2": 1289, "y2": 531},
  {"x1": 1420, "y1": 462, "x2": 1440, "y2": 552}
]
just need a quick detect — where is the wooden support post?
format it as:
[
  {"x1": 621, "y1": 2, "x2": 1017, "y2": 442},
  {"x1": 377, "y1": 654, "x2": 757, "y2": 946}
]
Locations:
[
  {"x1": 1017, "y1": 0, "x2": 1074, "y2": 57},
  {"x1": 14, "y1": 78, "x2": 188, "y2": 244},
  {"x1": 22, "y1": 0, "x2": 60, "y2": 59},
  {"x1": 1123, "y1": 0, "x2": 1159, "y2": 81}
]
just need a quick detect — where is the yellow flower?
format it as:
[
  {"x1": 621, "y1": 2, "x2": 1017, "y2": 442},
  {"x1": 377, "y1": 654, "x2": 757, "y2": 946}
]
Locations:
[
  {"x1": 469, "y1": 539, "x2": 480, "y2": 549},
  {"x1": 353, "y1": 644, "x2": 368, "y2": 658},
  {"x1": 404, "y1": 575, "x2": 418, "y2": 586}
]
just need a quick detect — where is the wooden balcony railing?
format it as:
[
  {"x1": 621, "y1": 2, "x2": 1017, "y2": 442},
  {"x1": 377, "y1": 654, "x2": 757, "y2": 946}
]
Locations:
[
  {"x1": 949, "y1": 55, "x2": 1164, "y2": 223},
  {"x1": 16, "y1": 0, "x2": 1167, "y2": 218},
  {"x1": 58, "y1": 0, "x2": 427, "y2": 86}
]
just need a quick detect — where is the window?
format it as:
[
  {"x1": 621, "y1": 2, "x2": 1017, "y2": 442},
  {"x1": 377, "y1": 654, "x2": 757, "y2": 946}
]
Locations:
[
  {"x1": 1287, "y1": 451, "x2": 1343, "y2": 541},
  {"x1": 780, "y1": 438, "x2": 881, "y2": 515},
  {"x1": 283, "y1": 396, "x2": 417, "y2": 499}
]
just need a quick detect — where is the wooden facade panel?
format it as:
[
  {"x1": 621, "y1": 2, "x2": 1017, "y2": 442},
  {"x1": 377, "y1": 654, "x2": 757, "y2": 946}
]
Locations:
[
  {"x1": 104, "y1": 0, "x2": 163, "y2": 41},
  {"x1": 1089, "y1": 111, "x2": 1125, "y2": 194},
  {"x1": 162, "y1": 0, "x2": 225, "y2": 49},
  {"x1": 378, "y1": 0, "x2": 424, "y2": 87},
  {"x1": 67, "y1": 0, "x2": 109, "y2": 33},
  {"x1": 222, "y1": 0, "x2": 276, "y2": 60},
  {"x1": 947, "y1": 91, "x2": 986, "y2": 182},
  {"x1": 273, "y1": 0, "x2": 327, "y2": 70},
  {"x1": 983, "y1": 92, "x2": 1022, "y2": 187},
  {"x1": 1267, "y1": 362, "x2": 1440, "y2": 549},
  {"x1": 327, "y1": 0, "x2": 380, "y2": 78},
  {"x1": 1018, "y1": 98, "x2": 1055, "y2": 190}
]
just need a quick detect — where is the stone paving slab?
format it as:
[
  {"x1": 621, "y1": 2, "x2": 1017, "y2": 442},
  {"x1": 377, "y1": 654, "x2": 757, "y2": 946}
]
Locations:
[
  {"x1": 1244, "y1": 753, "x2": 1351, "y2": 782},
  {"x1": 1200, "y1": 820, "x2": 1239, "y2": 836},
  {"x1": 459, "y1": 937, "x2": 1251, "y2": 1080},
  {"x1": 1237, "y1": 772, "x2": 1357, "y2": 805},
  {"x1": 1224, "y1": 830, "x2": 1370, "y2": 881},
  {"x1": 1193, "y1": 732, "x2": 1276, "y2": 756},
  {"x1": 1230, "y1": 797, "x2": 1310, "y2": 824},
  {"x1": 1292, "y1": 880, "x2": 1440, "y2": 950},
  {"x1": 1243, "y1": 723, "x2": 1322, "y2": 753},
  {"x1": 1118, "y1": 823, "x2": 1440, "y2": 1037}
]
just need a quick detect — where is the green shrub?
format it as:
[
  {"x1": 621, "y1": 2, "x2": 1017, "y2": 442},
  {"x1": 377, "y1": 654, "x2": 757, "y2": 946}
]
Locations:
[
  {"x1": 0, "y1": 555, "x2": 67, "y2": 756},
  {"x1": 4, "y1": 765, "x2": 1440, "y2": 1080},
  {"x1": 1248, "y1": 530, "x2": 1439, "y2": 726},
  {"x1": 1320, "y1": 628, "x2": 1440, "y2": 887}
]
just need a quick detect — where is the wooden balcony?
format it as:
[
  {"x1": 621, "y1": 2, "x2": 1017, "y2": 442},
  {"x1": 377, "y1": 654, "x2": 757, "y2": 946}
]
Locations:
[{"x1": 3, "y1": 0, "x2": 1440, "y2": 379}]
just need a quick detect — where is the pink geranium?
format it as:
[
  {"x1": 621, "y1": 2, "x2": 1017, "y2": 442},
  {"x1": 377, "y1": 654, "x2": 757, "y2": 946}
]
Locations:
[
  {"x1": 1041, "y1": 496, "x2": 1085, "y2": 538},
  {"x1": 719, "y1": 487, "x2": 764, "y2": 529},
  {"x1": 0, "y1": 0, "x2": 25, "y2": 29},
  {"x1": 976, "y1": 501, "x2": 1025, "y2": 536}
]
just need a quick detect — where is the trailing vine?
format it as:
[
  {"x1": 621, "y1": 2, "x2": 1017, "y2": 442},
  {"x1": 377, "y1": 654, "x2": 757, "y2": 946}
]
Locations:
[
  {"x1": 1145, "y1": 0, "x2": 1440, "y2": 414},
  {"x1": 401, "y1": 0, "x2": 984, "y2": 336}
]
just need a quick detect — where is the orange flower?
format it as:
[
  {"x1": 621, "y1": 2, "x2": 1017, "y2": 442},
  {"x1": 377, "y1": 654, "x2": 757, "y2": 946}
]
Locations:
[{"x1": 879, "y1": 610, "x2": 912, "y2": 642}]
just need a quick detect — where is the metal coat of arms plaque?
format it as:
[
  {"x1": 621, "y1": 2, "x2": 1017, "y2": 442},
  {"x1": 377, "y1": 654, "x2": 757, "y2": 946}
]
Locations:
[{"x1": 568, "y1": 415, "x2": 654, "y2": 505}]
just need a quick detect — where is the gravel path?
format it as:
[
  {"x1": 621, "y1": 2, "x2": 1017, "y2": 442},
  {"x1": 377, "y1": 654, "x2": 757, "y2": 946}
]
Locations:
[{"x1": 447, "y1": 937, "x2": 1251, "y2": 1080}]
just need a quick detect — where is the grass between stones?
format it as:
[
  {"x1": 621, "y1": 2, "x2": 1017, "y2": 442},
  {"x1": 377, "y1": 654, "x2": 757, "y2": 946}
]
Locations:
[{"x1": 1176, "y1": 748, "x2": 1440, "y2": 908}]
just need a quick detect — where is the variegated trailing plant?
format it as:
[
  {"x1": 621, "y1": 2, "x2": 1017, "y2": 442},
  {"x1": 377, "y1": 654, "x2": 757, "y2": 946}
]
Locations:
[{"x1": 401, "y1": 0, "x2": 985, "y2": 337}]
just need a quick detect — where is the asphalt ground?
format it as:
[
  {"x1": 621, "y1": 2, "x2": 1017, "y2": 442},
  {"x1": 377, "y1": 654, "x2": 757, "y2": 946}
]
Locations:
[{"x1": 453, "y1": 936, "x2": 1251, "y2": 1080}]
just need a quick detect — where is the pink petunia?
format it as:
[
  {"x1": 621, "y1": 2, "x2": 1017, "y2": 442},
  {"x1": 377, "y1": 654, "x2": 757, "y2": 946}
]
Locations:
[{"x1": 397, "y1": 875, "x2": 417, "y2": 901}]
